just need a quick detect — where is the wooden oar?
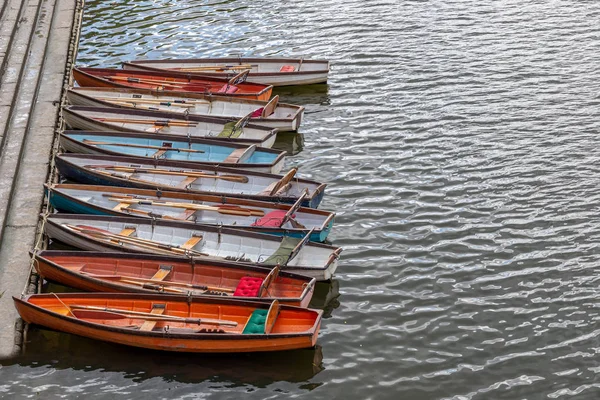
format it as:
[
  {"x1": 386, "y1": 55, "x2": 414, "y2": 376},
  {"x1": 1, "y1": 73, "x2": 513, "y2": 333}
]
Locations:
[
  {"x1": 102, "y1": 192, "x2": 263, "y2": 216},
  {"x1": 119, "y1": 278, "x2": 186, "y2": 293},
  {"x1": 81, "y1": 139, "x2": 206, "y2": 154},
  {"x1": 70, "y1": 305, "x2": 238, "y2": 326},
  {"x1": 89, "y1": 165, "x2": 249, "y2": 183},
  {"x1": 66, "y1": 224, "x2": 209, "y2": 257},
  {"x1": 174, "y1": 64, "x2": 254, "y2": 72},
  {"x1": 96, "y1": 97, "x2": 199, "y2": 107},
  {"x1": 86, "y1": 141, "x2": 201, "y2": 153},
  {"x1": 96, "y1": 97, "x2": 211, "y2": 105},
  {"x1": 107, "y1": 196, "x2": 264, "y2": 217},
  {"x1": 92, "y1": 117, "x2": 197, "y2": 127}
]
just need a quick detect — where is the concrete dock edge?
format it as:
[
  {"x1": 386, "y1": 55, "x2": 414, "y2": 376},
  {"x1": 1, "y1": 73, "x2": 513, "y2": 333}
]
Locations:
[{"x1": 0, "y1": 0, "x2": 83, "y2": 359}]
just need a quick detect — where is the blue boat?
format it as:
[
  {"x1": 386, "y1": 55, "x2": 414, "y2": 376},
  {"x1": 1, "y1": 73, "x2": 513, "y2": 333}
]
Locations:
[
  {"x1": 46, "y1": 184, "x2": 334, "y2": 242},
  {"x1": 54, "y1": 153, "x2": 327, "y2": 209},
  {"x1": 60, "y1": 131, "x2": 286, "y2": 173}
]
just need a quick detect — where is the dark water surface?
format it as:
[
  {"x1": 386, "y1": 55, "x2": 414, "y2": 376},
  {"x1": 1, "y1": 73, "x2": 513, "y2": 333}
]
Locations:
[{"x1": 4, "y1": 0, "x2": 600, "y2": 398}]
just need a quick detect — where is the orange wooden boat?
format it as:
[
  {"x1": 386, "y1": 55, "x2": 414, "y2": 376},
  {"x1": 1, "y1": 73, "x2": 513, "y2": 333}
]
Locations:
[
  {"x1": 33, "y1": 251, "x2": 316, "y2": 307},
  {"x1": 73, "y1": 67, "x2": 273, "y2": 101},
  {"x1": 14, "y1": 293, "x2": 322, "y2": 352}
]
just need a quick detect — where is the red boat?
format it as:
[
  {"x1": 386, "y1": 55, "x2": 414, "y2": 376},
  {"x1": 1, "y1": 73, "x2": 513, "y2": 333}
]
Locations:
[
  {"x1": 73, "y1": 67, "x2": 273, "y2": 101},
  {"x1": 33, "y1": 251, "x2": 316, "y2": 307}
]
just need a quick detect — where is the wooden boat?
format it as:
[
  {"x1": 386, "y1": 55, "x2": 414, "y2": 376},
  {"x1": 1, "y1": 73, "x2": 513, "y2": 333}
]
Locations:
[
  {"x1": 14, "y1": 293, "x2": 322, "y2": 352},
  {"x1": 67, "y1": 88, "x2": 304, "y2": 132},
  {"x1": 46, "y1": 184, "x2": 335, "y2": 242},
  {"x1": 44, "y1": 214, "x2": 342, "y2": 280},
  {"x1": 55, "y1": 153, "x2": 327, "y2": 208},
  {"x1": 33, "y1": 251, "x2": 316, "y2": 307},
  {"x1": 59, "y1": 131, "x2": 286, "y2": 174},
  {"x1": 73, "y1": 67, "x2": 273, "y2": 101},
  {"x1": 124, "y1": 58, "x2": 330, "y2": 86},
  {"x1": 62, "y1": 106, "x2": 278, "y2": 148}
]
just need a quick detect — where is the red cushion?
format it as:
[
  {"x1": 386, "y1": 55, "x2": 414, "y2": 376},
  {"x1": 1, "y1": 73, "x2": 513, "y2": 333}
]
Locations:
[
  {"x1": 280, "y1": 65, "x2": 295, "y2": 72},
  {"x1": 218, "y1": 85, "x2": 239, "y2": 94},
  {"x1": 251, "y1": 210, "x2": 294, "y2": 227},
  {"x1": 233, "y1": 276, "x2": 264, "y2": 297},
  {"x1": 251, "y1": 107, "x2": 264, "y2": 118}
]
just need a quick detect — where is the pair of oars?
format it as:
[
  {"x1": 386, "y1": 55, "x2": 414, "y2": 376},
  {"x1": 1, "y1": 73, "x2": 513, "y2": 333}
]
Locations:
[
  {"x1": 105, "y1": 194, "x2": 265, "y2": 217},
  {"x1": 95, "y1": 97, "x2": 208, "y2": 107},
  {"x1": 66, "y1": 224, "x2": 208, "y2": 257},
  {"x1": 88, "y1": 165, "x2": 250, "y2": 183},
  {"x1": 173, "y1": 64, "x2": 254, "y2": 72},
  {"x1": 69, "y1": 304, "x2": 238, "y2": 327},
  {"x1": 92, "y1": 117, "x2": 198, "y2": 127},
  {"x1": 81, "y1": 271, "x2": 234, "y2": 295},
  {"x1": 103, "y1": 75, "x2": 212, "y2": 91},
  {"x1": 82, "y1": 139, "x2": 206, "y2": 154}
]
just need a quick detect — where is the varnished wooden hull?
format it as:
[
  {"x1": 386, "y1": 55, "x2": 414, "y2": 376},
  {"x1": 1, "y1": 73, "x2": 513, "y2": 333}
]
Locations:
[
  {"x1": 73, "y1": 67, "x2": 273, "y2": 101},
  {"x1": 14, "y1": 293, "x2": 322, "y2": 352},
  {"x1": 33, "y1": 251, "x2": 315, "y2": 307}
]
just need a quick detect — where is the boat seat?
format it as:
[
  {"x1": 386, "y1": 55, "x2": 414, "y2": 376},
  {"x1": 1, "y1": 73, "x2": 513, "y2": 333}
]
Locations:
[
  {"x1": 242, "y1": 309, "x2": 268, "y2": 334},
  {"x1": 223, "y1": 145, "x2": 256, "y2": 164},
  {"x1": 181, "y1": 234, "x2": 203, "y2": 250},
  {"x1": 280, "y1": 65, "x2": 296, "y2": 72},
  {"x1": 113, "y1": 202, "x2": 131, "y2": 211},
  {"x1": 118, "y1": 227, "x2": 136, "y2": 237},
  {"x1": 139, "y1": 304, "x2": 166, "y2": 331},
  {"x1": 150, "y1": 265, "x2": 172, "y2": 281},
  {"x1": 233, "y1": 277, "x2": 264, "y2": 297},
  {"x1": 177, "y1": 176, "x2": 198, "y2": 188},
  {"x1": 217, "y1": 121, "x2": 243, "y2": 138},
  {"x1": 153, "y1": 149, "x2": 168, "y2": 158},
  {"x1": 217, "y1": 84, "x2": 239, "y2": 94},
  {"x1": 251, "y1": 210, "x2": 294, "y2": 227},
  {"x1": 176, "y1": 209, "x2": 196, "y2": 221},
  {"x1": 251, "y1": 107, "x2": 264, "y2": 118},
  {"x1": 263, "y1": 236, "x2": 301, "y2": 265}
]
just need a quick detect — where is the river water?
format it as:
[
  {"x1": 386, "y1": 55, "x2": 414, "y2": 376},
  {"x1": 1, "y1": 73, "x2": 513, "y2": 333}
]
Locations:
[{"x1": 3, "y1": 0, "x2": 600, "y2": 398}]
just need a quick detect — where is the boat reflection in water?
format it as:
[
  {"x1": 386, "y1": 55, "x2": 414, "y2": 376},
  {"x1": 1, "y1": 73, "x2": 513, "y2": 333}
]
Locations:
[
  {"x1": 273, "y1": 84, "x2": 330, "y2": 106},
  {"x1": 273, "y1": 131, "x2": 304, "y2": 156},
  {"x1": 309, "y1": 279, "x2": 341, "y2": 318},
  {"x1": 13, "y1": 327, "x2": 325, "y2": 386}
]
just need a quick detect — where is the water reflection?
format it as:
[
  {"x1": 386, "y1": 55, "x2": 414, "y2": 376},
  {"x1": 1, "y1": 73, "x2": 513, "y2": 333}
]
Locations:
[
  {"x1": 7, "y1": 328, "x2": 324, "y2": 386},
  {"x1": 273, "y1": 84, "x2": 330, "y2": 106}
]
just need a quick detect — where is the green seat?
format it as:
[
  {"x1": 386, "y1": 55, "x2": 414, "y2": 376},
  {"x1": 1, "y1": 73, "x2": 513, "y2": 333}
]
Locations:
[
  {"x1": 217, "y1": 122, "x2": 242, "y2": 138},
  {"x1": 242, "y1": 309, "x2": 268, "y2": 334},
  {"x1": 263, "y1": 236, "x2": 300, "y2": 265}
]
